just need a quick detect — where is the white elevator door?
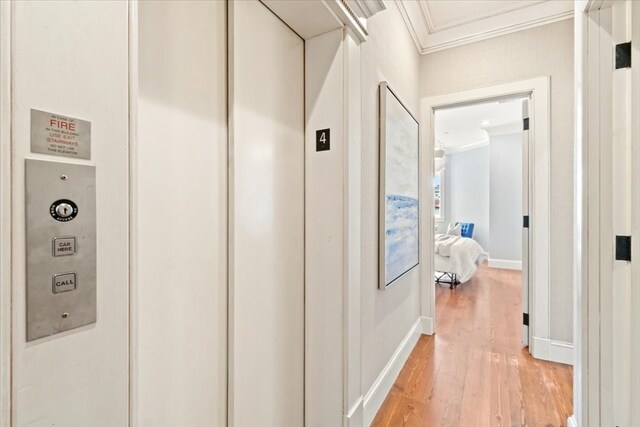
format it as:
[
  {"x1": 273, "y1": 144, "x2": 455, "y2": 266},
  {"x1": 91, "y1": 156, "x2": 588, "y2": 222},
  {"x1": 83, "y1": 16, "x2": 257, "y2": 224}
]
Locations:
[{"x1": 230, "y1": 1, "x2": 305, "y2": 426}]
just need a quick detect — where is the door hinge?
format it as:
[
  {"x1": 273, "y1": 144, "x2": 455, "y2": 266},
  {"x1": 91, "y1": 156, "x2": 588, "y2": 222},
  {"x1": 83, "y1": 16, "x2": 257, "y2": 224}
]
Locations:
[
  {"x1": 615, "y1": 235, "x2": 631, "y2": 261},
  {"x1": 523, "y1": 117, "x2": 529, "y2": 131},
  {"x1": 616, "y1": 42, "x2": 631, "y2": 69},
  {"x1": 523, "y1": 313, "x2": 529, "y2": 326},
  {"x1": 523, "y1": 215, "x2": 529, "y2": 228}
]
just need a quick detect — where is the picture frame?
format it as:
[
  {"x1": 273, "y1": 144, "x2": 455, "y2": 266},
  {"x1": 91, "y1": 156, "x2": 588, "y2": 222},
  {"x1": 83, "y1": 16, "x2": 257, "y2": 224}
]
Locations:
[{"x1": 379, "y1": 82, "x2": 420, "y2": 289}]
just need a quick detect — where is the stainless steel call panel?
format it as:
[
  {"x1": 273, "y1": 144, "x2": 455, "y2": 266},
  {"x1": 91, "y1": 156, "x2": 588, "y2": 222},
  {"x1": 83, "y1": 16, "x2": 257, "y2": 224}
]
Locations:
[{"x1": 26, "y1": 159, "x2": 96, "y2": 341}]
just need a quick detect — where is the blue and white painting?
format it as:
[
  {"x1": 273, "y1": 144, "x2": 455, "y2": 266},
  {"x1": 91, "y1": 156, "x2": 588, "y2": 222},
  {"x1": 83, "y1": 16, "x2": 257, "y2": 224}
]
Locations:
[{"x1": 381, "y1": 83, "x2": 419, "y2": 287}]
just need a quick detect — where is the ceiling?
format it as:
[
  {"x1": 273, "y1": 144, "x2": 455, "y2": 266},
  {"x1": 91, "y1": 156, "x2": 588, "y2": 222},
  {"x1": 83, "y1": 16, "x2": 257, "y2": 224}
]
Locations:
[
  {"x1": 396, "y1": 0, "x2": 574, "y2": 55},
  {"x1": 434, "y1": 97, "x2": 527, "y2": 153}
]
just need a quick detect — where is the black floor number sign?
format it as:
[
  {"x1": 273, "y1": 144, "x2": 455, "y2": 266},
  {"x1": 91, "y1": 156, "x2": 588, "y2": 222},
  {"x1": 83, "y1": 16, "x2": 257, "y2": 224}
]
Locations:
[{"x1": 316, "y1": 128, "x2": 330, "y2": 152}]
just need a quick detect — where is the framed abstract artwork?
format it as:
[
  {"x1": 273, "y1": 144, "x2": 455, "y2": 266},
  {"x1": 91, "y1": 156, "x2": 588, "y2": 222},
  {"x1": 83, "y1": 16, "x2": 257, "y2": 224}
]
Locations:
[{"x1": 379, "y1": 82, "x2": 420, "y2": 289}]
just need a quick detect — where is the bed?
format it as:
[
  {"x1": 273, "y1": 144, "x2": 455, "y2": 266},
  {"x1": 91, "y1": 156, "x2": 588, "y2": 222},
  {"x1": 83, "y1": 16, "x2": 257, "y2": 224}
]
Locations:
[{"x1": 434, "y1": 233, "x2": 488, "y2": 288}]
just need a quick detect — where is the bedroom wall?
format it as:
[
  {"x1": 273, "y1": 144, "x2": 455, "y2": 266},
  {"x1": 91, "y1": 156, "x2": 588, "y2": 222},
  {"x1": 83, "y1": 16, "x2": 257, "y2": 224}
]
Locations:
[
  {"x1": 419, "y1": 19, "x2": 574, "y2": 343},
  {"x1": 446, "y1": 147, "x2": 490, "y2": 250},
  {"x1": 361, "y1": 0, "x2": 421, "y2": 408},
  {"x1": 489, "y1": 133, "x2": 523, "y2": 263}
]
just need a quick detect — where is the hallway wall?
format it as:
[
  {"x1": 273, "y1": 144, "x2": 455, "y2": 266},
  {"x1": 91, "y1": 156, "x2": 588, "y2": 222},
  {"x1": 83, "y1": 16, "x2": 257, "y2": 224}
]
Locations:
[
  {"x1": 137, "y1": 2, "x2": 227, "y2": 425},
  {"x1": 419, "y1": 19, "x2": 575, "y2": 343},
  {"x1": 361, "y1": 0, "x2": 422, "y2": 400},
  {"x1": 8, "y1": 2, "x2": 130, "y2": 424},
  {"x1": 305, "y1": 27, "x2": 346, "y2": 427}
]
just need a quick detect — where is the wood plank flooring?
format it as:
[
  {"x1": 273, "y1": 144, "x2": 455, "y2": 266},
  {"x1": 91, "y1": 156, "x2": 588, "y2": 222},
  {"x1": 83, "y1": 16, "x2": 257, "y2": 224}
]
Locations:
[{"x1": 371, "y1": 264, "x2": 573, "y2": 427}]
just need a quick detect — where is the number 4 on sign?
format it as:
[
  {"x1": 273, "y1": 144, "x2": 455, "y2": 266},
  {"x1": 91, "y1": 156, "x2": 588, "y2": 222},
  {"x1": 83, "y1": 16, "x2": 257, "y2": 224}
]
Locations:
[{"x1": 315, "y1": 128, "x2": 330, "y2": 152}]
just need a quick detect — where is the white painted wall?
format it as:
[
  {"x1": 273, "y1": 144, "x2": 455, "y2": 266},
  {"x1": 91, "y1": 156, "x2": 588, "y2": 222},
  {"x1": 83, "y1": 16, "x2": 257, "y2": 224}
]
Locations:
[
  {"x1": 10, "y1": 2, "x2": 130, "y2": 424},
  {"x1": 438, "y1": 136, "x2": 522, "y2": 262},
  {"x1": 0, "y1": 3, "x2": 11, "y2": 425},
  {"x1": 229, "y1": 1, "x2": 304, "y2": 425},
  {"x1": 573, "y1": 3, "x2": 587, "y2": 424},
  {"x1": 419, "y1": 19, "x2": 574, "y2": 342},
  {"x1": 361, "y1": 0, "x2": 421, "y2": 405},
  {"x1": 489, "y1": 133, "x2": 523, "y2": 262},
  {"x1": 305, "y1": 28, "x2": 345, "y2": 427},
  {"x1": 446, "y1": 147, "x2": 490, "y2": 249},
  {"x1": 136, "y1": 2, "x2": 227, "y2": 425}
]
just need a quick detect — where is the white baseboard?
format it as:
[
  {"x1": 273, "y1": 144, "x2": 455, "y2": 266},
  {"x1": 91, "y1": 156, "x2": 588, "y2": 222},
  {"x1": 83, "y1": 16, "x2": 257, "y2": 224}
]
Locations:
[
  {"x1": 362, "y1": 317, "x2": 422, "y2": 426},
  {"x1": 567, "y1": 415, "x2": 577, "y2": 427},
  {"x1": 420, "y1": 316, "x2": 433, "y2": 335},
  {"x1": 344, "y1": 396, "x2": 363, "y2": 427},
  {"x1": 531, "y1": 336, "x2": 574, "y2": 365},
  {"x1": 488, "y1": 258, "x2": 522, "y2": 270}
]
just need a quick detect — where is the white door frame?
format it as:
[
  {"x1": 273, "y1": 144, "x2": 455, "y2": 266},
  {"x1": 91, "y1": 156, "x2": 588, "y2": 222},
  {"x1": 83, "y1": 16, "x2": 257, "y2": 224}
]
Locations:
[
  {"x1": 0, "y1": 2, "x2": 11, "y2": 425},
  {"x1": 575, "y1": 1, "x2": 640, "y2": 425},
  {"x1": 420, "y1": 77, "x2": 556, "y2": 363}
]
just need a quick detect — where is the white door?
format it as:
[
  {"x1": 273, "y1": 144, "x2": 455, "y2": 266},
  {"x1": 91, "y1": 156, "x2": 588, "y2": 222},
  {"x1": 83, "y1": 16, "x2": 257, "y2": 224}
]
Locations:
[
  {"x1": 229, "y1": 1, "x2": 305, "y2": 426},
  {"x1": 521, "y1": 99, "x2": 530, "y2": 346},
  {"x1": 583, "y1": 1, "x2": 640, "y2": 423},
  {"x1": 631, "y1": 1, "x2": 640, "y2": 422},
  {"x1": 610, "y1": 1, "x2": 633, "y2": 424},
  {"x1": 590, "y1": 1, "x2": 634, "y2": 424}
]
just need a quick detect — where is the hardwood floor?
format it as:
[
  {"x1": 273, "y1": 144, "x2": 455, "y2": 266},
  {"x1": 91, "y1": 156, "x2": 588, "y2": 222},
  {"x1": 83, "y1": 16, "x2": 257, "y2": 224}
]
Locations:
[{"x1": 371, "y1": 264, "x2": 573, "y2": 427}]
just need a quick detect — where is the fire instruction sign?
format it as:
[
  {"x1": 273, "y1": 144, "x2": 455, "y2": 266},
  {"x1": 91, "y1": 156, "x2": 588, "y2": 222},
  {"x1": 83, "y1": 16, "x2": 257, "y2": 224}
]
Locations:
[{"x1": 30, "y1": 109, "x2": 91, "y2": 160}]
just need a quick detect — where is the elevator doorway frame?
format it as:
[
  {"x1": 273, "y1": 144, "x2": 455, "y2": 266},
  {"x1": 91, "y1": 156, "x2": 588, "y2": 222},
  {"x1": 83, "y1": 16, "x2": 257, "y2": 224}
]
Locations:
[{"x1": 227, "y1": 1, "x2": 306, "y2": 425}]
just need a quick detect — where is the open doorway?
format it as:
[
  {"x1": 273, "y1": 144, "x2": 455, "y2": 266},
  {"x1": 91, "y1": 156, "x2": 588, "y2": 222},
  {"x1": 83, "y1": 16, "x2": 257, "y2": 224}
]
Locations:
[
  {"x1": 432, "y1": 96, "x2": 529, "y2": 341},
  {"x1": 418, "y1": 91, "x2": 573, "y2": 424},
  {"x1": 421, "y1": 78, "x2": 565, "y2": 363},
  {"x1": 411, "y1": 76, "x2": 574, "y2": 424}
]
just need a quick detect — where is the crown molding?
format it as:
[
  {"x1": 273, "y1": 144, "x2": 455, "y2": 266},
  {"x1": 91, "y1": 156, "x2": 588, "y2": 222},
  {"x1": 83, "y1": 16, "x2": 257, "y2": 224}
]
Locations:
[
  {"x1": 396, "y1": 0, "x2": 427, "y2": 54},
  {"x1": 424, "y1": 0, "x2": 545, "y2": 34},
  {"x1": 482, "y1": 121, "x2": 522, "y2": 136},
  {"x1": 323, "y1": 0, "x2": 369, "y2": 42},
  {"x1": 347, "y1": 0, "x2": 387, "y2": 19},
  {"x1": 397, "y1": 0, "x2": 574, "y2": 55},
  {"x1": 445, "y1": 139, "x2": 489, "y2": 155}
]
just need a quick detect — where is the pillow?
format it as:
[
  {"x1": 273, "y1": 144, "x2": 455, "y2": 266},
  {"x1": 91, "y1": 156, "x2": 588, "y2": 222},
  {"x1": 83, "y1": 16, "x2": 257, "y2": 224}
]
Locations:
[{"x1": 446, "y1": 222, "x2": 461, "y2": 236}]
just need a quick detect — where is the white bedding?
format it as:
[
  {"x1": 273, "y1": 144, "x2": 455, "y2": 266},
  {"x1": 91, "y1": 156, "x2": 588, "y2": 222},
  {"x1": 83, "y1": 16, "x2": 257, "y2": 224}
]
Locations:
[{"x1": 434, "y1": 234, "x2": 488, "y2": 283}]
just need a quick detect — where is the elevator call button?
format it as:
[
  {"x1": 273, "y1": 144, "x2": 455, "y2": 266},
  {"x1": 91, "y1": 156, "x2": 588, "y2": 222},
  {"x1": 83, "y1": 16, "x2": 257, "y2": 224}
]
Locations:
[
  {"x1": 52, "y1": 272, "x2": 77, "y2": 294},
  {"x1": 26, "y1": 160, "x2": 96, "y2": 341},
  {"x1": 52, "y1": 237, "x2": 76, "y2": 257}
]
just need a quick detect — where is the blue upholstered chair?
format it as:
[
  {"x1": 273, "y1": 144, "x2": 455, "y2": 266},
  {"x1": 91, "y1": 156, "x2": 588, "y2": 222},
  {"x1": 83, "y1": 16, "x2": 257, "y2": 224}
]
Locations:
[{"x1": 457, "y1": 222, "x2": 475, "y2": 238}]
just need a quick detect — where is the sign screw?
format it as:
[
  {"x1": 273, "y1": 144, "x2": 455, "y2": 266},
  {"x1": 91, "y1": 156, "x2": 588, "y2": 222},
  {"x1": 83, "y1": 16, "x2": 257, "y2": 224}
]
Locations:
[
  {"x1": 60, "y1": 174, "x2": 68, "y2": 181},
  {"x1": 61, "y1": 312, "x2": 69, "y2": 319}
]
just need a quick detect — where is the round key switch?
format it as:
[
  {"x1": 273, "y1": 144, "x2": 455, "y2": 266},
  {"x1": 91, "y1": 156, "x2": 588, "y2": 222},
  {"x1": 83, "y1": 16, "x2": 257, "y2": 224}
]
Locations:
[
  {"x1": 50, "y1": 199, "x2": 78, "y2": 222},
  {"x1": 55, "y1": 203, "x2": 73, "y2": 218}
]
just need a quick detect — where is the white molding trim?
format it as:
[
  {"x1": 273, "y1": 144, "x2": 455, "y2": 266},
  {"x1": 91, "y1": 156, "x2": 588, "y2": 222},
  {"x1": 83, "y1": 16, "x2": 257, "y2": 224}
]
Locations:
[
  {"x1": 567, "y1": 415, "x2": 578, "y2": 427},
  {"x1": 344, "y1": 396, "x2": 364, "y2": 427},
  {"x1": 362, "y1": 318, "x2": 422, "y2": 426},
  {"x1": 397, "y1": 0, "x2": 574, "y2": 55},
  {"x1": 488, "y1": 258, "x2": 523, "y2": 270},
  {"x1": 420, "y1": 315, "x2": 433, "y2": 335},
  {"x1": 445, "y1": 139, "x2": 488, "y2": 154},
  {"x1": 0, "y1": 2, "x2": 11, "y2": 425},
  {"x1": 482, "y1": 121, "x2": 522, "y2": 136},
  {"x1": 128, "y1": 1, "x2": 139, "y2": 426},
  {"x1": 324, "y1": 0, "x2": 368, "y2": 42},
  {"x1": 347, "y1": 0, "x2": 386, "y2": 19},
  {"x1": 395, "y1": 0, "x2": 425, "y2": 58},
  {"x1": 342, "y1": 28, "x2": 364, "y2": 427},
  {"x1": 531, "y1": 336, "x2": 574, "y2": 366},
  {"x1": 421, "y1": 77, "x2": 551, "y2": 363},
  {"x1": 424, "y1": 1, "x2": 544, "y2": 34}
]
